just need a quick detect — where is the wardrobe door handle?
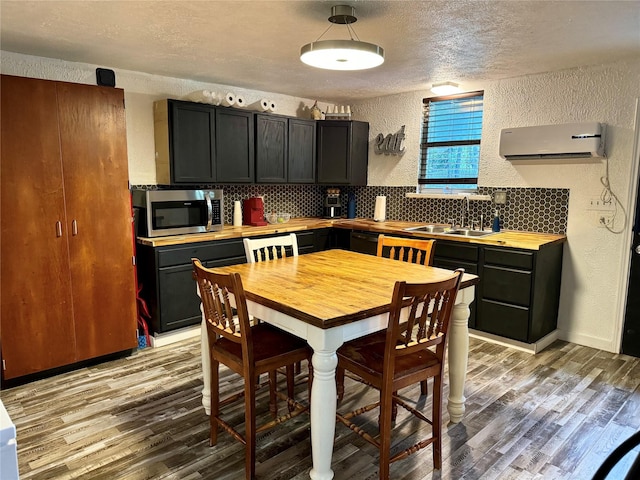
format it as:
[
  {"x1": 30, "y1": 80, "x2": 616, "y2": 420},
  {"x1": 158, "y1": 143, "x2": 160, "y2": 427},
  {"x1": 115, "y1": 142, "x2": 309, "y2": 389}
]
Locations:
[
  {"x1": 56, "y1": 221, "x2": 63, "y2": 237},
  {"x1": 72, "y1": 220, "x2": 78, "y2": 236}
]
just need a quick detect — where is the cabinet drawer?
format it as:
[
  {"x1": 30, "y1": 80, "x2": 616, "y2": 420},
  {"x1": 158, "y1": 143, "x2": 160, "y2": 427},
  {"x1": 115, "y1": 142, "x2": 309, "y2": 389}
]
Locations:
[
  {"x1": 157, "y1": 239, "x2": 245, "y2": 267},
  {"x1": 434, "y1": 242, "x2": 479, "y2": 262},
  {"x1": 483, "y1": 265, "x2": 532, "y2": 306},
  {"x1": 484, "y1": 248, "x2": 533, "y2": 270},
  {"x1": 296, "y1": 231, "x2": 316, "y2": 248},
  {"x1": 433, "y1": 258, "x2": 478, "y2": 275},
  {"x1": 478, "y1": 299, "x2": 530, "y2": 342}
]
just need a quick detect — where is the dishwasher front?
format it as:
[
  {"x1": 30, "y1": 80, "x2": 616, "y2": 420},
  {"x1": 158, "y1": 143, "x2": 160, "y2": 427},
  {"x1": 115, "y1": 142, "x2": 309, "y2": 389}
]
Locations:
[{"x1": 349, "y1": 231, "x2": 379, "y2": 256}]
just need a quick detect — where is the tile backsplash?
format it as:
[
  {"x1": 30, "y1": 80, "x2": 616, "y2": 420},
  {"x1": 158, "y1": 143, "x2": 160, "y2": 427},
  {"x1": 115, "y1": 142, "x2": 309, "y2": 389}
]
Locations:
[{"x1": 131, "y1": 184, "x2": 569, "y2": 234}]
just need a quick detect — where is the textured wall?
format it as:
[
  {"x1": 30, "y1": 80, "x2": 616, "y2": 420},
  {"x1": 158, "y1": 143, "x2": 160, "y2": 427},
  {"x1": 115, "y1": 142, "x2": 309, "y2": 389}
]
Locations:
[
  {"x1": 354, "y1": 60, "x2": 640, "y2": 351},
  {"x1": 3, "y1": 50, "x2": 639, "y2": 352}
]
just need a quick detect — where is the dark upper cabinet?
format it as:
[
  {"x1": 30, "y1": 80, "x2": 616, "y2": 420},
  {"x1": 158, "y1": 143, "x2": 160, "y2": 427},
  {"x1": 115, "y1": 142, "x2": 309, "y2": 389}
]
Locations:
[
  {"x1": 154, "y1": 99, "x2": 254, "y2": 184},
  {"x1": 255, "y1": 114, "x2": 316, "y2": 184},
  {"x1": 256, "y1": 114, "x2": 288, "y2": 183},
  {"x1": 216, "y1": 108, "x2": 254, "y2": 183},
  {"x1": 155, "y1": 99, "x2": 216, "y2": 184},
  {"x1": 317, "y1": 120, "x2": 369, "y2": 185},
  {"x1": 288, "y1": 118, "x2": 316, "y2": 183}
]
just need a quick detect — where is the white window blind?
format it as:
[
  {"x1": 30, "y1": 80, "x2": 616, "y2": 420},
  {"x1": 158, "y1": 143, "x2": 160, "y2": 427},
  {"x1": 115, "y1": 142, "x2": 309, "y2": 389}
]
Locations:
[{"x1": 419, "y1": 91, "x2": 484, "y2": 192}]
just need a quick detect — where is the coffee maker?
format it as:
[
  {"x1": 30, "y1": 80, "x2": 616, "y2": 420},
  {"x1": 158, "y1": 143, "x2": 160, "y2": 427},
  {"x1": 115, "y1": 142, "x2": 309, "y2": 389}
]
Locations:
[
  {"x1": 323, "y1": 188, "x2": 342, "y2": 218},
  {"x1": 243, "y1": 197, "x2": 267, "y2": 226}
]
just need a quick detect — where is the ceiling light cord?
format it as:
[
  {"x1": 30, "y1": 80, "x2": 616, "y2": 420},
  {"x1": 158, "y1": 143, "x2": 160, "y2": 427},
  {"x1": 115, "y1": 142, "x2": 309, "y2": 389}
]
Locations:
[
  {"x1": 314, "y1": 23, "x2": 335, "y2": 42},
  {"x1": 600, "y1": 156, "x2": 628, "y2": 234}
]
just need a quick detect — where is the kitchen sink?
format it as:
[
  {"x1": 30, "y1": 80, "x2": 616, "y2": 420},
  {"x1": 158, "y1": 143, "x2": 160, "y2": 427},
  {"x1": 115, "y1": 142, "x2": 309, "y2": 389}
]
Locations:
[
  {"x1": 404, "y1": 225, "x2": 448, "y2": 233},
  {"x1": 444, "y1": 229, "x2": 495, "y2": 238}
]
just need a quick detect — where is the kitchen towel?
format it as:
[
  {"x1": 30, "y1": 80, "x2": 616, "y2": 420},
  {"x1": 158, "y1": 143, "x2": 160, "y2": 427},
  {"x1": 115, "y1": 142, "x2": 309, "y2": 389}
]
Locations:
[
  {"x1": 248, "y1": 99, "x2": 270, "y2": 112},
  {"x1": 374, "y1": 196, "x2": 386, "y2": 222},
  {"x1": 185, "y1": 90, "x2": 214, "y2": 103},
  {"x1": 220, "y1": 92, "x2": 236, "y2": 107},
  {"x1": 233, "y1": 201, "x2": 242, "y2": 227},
  {"x1": 267, "y1": 100, "x2": 277, "y2": 112},
  {"x1": 234, "y1": 95, "x2": 246, "y2": 108}
]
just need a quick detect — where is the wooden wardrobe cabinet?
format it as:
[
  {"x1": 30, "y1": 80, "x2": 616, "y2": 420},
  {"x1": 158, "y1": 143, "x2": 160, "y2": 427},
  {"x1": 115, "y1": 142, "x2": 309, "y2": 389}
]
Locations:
[{"x1": 0, "y1": 75, "x2": 138, "y2": 381}]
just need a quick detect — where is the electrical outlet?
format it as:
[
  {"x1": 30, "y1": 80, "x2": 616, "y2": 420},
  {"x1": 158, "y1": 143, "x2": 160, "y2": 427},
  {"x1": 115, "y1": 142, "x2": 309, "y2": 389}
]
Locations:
[
  {"x1": 494, "y1": 191, "x2": 507, "y2": 205},
  {"x1": 596, "y1": 211, "x2": 615, "y2": 228},
  {"x1": 588, "y1": 197, "x2": 614, "y2": 211}
]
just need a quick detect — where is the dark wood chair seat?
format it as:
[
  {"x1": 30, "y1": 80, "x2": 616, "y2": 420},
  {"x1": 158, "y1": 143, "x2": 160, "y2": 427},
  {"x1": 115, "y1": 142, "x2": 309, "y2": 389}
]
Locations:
[
  {"x1": 335, "y1": 269, "x2": 464, "y2": 480},
  {"x1": 337, "y1": 332, "x2": 441, "y2": 381},
  {"x1": 214, "y1": 323, "x2": 309, "y2": 369}
]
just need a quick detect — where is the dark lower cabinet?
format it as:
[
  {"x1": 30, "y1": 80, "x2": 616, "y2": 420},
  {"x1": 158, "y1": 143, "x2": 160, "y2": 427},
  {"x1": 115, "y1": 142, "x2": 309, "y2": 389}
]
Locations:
[
  {"x1": 476, "y1": 244, "x2": 563, "y2": 343},
  {"x1": 136, "y1": 231, "x2": 335, "y2": 335},
  {"x1": 342, "y1": 229, "x2": 563, "y2": 342},
  {"x1": 136, "y1": 238, "x2": 246, "y2": 334},
  {"x1": 433, "y1": 241, "x2": 480, "y2": 328}
]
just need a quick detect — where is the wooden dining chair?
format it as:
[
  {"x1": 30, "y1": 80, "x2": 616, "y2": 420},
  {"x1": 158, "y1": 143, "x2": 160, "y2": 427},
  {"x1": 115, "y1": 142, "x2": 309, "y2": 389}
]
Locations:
[
  {"x1": 192, "y1": 259, "x2": 312, "y2": 480},
  {"x1": 243, "y1": 233, "x2": 305, "y2": 375},
  {"x1": 243, "y1": 233, "x2": 299, "y2": 263},
  {"x1": 335, "y1": 269, "x2": 464, "y2": 480},
  {"x1": 376, "y1": 234, "x2": 435, "y2": 266},
  {"x1": 378, "y1": 234, "x2": 436, "y2": 396}
]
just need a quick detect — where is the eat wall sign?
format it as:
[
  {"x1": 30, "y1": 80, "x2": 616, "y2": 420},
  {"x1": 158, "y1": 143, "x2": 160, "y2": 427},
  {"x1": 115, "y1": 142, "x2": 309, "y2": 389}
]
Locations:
[{"x1": 374, "y1": 125, "x2": 406, "y2": 156}]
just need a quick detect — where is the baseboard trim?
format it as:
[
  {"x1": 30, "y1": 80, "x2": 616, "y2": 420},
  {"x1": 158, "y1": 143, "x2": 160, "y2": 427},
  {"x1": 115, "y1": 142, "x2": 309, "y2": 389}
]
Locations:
[
  {"x1": 150, "y1": 325, "x2": 201, "y2": 348},
  {"x1": 469, "y1": 329, "x2": 560, "y2": 354}
]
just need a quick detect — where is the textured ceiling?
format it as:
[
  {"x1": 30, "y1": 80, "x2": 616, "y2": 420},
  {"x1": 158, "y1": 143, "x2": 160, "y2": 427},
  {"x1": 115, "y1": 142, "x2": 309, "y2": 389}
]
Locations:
[{"x1": 1, "y1": 1, "x2": 639, "y2": 103}]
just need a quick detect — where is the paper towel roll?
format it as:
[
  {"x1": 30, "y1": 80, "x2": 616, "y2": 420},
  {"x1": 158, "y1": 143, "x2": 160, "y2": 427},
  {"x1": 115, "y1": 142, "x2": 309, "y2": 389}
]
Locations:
[
  {"x1": 248, "y1": 99, "x2": 270, "y2": 111},
  {"x1": 220, "y1": 92, "x2": 236, "y2": 107},
  {"x1": 234, "y1": 95, "x2": 246, "y2": 108},
  {"x1": 267, "y1": 100, "x2": 277, "y2": 112},
  {"x1": 374, "y1": 196, "x2": 386, "y2": 222},
  {"x1": 233, "y1": 200, "x2": 242, "y2": 227}
]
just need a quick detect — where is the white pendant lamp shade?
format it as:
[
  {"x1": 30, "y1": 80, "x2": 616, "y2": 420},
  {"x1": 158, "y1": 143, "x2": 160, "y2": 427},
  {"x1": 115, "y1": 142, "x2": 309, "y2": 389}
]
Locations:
[
  {"x1": 300, "y1": 40, "x2": 384, "y2": 71},
  {"x1": 300, "y1": 5, "x2": 384, "y2": 71}
]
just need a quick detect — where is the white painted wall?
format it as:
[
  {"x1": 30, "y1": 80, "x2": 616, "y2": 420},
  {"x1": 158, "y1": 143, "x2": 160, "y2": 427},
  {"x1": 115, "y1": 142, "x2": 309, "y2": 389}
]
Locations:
[
  {"x1": 355, "y1": 59, "x2": 640, "y2": 352},
  {"x1": 3, "y1": 50, "x2": 639, "y2": 352}
]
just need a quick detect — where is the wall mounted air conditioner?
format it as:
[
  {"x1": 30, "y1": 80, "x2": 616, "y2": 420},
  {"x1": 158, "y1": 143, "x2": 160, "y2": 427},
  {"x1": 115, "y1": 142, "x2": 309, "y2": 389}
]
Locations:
[{"x1": 499, "y1": 122, "x2": 605, "y2": 161}]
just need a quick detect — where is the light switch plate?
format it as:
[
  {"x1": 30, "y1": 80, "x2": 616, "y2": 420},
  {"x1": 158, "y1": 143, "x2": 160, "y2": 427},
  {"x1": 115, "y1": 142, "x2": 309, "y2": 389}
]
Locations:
[{"x1": 494, "y1": 191, "x2": 507, "y2": 204}]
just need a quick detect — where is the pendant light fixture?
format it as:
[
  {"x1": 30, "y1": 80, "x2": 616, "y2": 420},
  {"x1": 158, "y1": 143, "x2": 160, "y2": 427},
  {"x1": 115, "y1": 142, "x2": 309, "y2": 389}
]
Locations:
[{"x1": 300, "y1": 5, "x2": 384, "y2": 71}]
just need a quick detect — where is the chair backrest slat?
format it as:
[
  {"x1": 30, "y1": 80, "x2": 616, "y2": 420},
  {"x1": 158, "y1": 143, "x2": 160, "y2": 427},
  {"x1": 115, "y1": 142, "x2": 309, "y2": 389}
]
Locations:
[
  {"x1": 386, "y1": 269, "x2": 464, "y2": 364},
  {"x1": 377, "y1": 235, "x2": 435, "y2": 266},
  {"x1": 243, "y1": 234, "x2": 299, "y2": 264},
  {"x1": 192, "y1": 259, "x2": 252, "y2": 353}
]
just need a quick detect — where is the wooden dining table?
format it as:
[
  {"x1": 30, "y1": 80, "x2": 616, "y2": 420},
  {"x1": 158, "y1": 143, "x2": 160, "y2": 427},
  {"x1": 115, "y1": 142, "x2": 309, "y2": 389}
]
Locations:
[{"x1": 199, "y1": 249, "x2": 479, "y2": 480}]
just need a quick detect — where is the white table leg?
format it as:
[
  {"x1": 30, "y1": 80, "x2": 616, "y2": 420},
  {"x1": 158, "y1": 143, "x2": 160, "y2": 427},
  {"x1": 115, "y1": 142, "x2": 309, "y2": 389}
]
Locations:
[
  {"x1": 306, "y1": 327, "x2": 344, "y2": 480},
  {"x1": 200, "y1": 316, "x2": 211, "y2": 415},
  {"x1": 447, "y1": 286, "x2": 473, "y2": 423}
]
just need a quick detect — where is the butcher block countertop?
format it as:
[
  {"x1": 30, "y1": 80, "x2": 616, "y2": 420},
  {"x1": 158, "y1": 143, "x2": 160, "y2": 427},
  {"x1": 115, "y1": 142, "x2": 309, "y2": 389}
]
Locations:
[{"x1": 137, "y1": 217, "x2": 566, "y2": 250}]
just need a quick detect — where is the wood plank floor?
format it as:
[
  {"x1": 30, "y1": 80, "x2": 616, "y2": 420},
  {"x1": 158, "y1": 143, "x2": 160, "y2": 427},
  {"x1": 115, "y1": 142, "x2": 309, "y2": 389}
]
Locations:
[{"x1": 1, "y1": 337, "x2": 639, "y2": 479}]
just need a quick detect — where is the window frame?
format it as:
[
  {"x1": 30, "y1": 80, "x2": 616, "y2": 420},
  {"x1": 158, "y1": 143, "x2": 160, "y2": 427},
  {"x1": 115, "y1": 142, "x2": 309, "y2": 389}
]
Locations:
[{"x1": 419, "y1": 90, "x2": 484, "y2": 193}]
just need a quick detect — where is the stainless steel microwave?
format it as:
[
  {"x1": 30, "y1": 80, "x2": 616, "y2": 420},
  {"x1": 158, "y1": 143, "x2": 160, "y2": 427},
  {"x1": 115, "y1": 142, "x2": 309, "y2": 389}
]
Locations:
[{"x1": 132, "y1": 189, "x2": 224, "y2": 237}]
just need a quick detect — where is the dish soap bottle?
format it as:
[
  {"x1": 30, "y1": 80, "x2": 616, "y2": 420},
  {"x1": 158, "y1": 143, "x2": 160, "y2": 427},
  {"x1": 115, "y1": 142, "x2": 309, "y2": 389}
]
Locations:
[{"x1": 492, "y1": 209, "x2": 501, "y2": 232}]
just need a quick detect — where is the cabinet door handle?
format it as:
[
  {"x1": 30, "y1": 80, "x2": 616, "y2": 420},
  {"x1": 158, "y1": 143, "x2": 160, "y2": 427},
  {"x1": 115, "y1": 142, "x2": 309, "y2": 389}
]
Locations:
[
  {"x1": 72, "y1": 220, "x2": 78, "y2": 236},
  {"x1": 56, "y1": 221, "x2": 63, "y2": 237}
]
